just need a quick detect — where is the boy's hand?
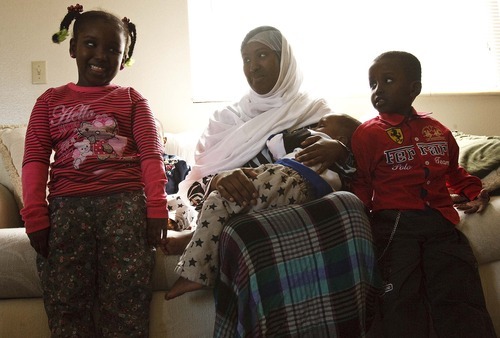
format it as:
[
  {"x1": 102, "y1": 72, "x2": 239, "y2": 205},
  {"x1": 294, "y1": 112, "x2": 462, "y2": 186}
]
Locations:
[
  {"x1": 296, "y1": 136, "x2": 348, "y2": 173},
  {"x1": 454, "y1": 189, "x2": 490, "y2": 214},
  {"x1": 27, "y1": 228, "x2": 50, "y2": 258},
  {"x1": 147, "y1": 218, "x2": 168, "y2": 248}
]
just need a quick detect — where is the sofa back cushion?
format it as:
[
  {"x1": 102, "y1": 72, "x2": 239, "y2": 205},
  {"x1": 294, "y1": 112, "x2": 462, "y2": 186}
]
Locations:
[
  {"x1": 0, "y1": 185, "x2": 22, "y2": 228},
  {"x1": 0, "y1": 125, "x2": 26, "y2": 211},
  {"x1": 0, "y1": 228, "x2": 42, "y2": 298}
]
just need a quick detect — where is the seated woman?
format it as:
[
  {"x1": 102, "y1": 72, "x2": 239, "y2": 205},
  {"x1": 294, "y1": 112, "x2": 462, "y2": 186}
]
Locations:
[
  {"x1": 167, "y1": 26, "x2": 380, "y2": 336},
  {"x1": 171, "y1": 25, "x2": 348, "y2": 244}
]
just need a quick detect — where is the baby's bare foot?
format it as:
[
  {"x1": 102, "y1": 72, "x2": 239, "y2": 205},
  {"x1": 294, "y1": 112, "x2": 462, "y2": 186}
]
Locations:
[
  {"x1": 163, "y1": 230, "x2": 194, "y2": 255},
  {"x1": 165, "y1": 277, "x2": 205, "y2": 300}
]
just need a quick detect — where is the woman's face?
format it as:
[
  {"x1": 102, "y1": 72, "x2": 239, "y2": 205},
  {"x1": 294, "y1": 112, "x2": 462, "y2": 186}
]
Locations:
[{"x1": 241, "y1": 41, "x2": 280, "y2": 95}]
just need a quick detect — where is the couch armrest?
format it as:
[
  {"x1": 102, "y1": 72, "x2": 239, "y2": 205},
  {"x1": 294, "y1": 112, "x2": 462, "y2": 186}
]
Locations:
[
  {"x1": 0, "y1": 184, "x2": 22, "y2": 229},
  {"x1": 457, "y1": 195, "x2": 500, "y2": 265}
]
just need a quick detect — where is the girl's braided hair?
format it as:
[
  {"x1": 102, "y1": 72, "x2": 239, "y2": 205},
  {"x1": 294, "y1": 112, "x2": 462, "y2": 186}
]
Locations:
[{"x1": 51, "y1": 4, "x2": 137, "y2": 67}]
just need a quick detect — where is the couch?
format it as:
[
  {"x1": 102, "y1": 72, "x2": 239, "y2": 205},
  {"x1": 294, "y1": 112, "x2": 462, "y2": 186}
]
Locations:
[{"x1": 0, "y1": 125, "x2": 499, "y2": 337}]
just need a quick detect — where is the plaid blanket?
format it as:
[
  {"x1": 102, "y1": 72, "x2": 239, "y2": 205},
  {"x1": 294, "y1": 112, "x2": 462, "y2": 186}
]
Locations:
[{"x1": 214, "y1": 191, "x2": 381, "y2": 338}]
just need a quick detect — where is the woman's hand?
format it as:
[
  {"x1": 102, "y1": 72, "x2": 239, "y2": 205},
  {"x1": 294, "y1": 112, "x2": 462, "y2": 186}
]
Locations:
[
  {"x1": 454, "y1": 189, "x2": 490, "y2": 214},
  {"x1": 27, "y1": 228, "x2": 50, "y2": 258},
  {"x1": 211, "y1": 168, "x2": 259, "y2": 206},
  {"x1": 295, "y1": 136, "x2": 348, "y2": 173}
]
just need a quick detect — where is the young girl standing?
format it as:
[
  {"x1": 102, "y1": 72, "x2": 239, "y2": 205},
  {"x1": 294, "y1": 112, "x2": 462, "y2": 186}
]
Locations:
[{"x1": 21, "y1": 4, "x2": 168, "y2": 336}]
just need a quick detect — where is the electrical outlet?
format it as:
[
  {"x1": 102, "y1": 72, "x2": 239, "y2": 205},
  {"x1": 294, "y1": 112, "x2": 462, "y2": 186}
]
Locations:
[{"x1": 32, "y1": 61, "x2": 47, "y2": 84}]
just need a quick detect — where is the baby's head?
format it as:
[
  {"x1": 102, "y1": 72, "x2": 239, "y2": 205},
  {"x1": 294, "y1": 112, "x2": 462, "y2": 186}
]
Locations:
[
  {"x1": 313, "y1": 113, "x2": 361, "y2": 147},
  {"x1": 368, "y1": 51, "x2": 422, "y2": 115}
]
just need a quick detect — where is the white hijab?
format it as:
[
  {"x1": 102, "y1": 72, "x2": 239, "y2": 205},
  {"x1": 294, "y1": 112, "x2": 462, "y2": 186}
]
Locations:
[{"x1": 178, "y1": 29, "x2": 332, "y2": 200}]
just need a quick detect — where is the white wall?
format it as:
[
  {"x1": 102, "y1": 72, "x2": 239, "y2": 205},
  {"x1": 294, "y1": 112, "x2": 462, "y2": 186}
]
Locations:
[{"x1": 1, "y1": 0, "x2": 499, "y2": 135}]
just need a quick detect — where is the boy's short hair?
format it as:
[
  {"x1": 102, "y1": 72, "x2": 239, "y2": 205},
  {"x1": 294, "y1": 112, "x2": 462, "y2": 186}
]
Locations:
[{"x1": 374, "y1": 51, "x2": 422, "y2": 82}]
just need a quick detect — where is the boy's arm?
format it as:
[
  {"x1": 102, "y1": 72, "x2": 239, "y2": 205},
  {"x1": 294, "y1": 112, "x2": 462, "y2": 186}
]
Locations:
[
  {"x1": 446, "y1": 131, "x2": 488, "y2": 214},
  {"x1": 350, "y1": 129, "x2": 373, "y2": 209},
  {"x1": 446, "y1": 133, "x2": 483, "y2": 200}
]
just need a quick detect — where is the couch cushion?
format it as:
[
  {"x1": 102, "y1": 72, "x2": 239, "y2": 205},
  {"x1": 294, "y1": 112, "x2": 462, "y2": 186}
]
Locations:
[
  {"x1": 0, "y1": 184, "x2": 22, "y2": 228},
  {"x1": 457, "y1": 196, "x2": 500, "y2": 265},
  {"x1": 0, "y1": 298, "x2": 50, "y2": 337},
  {"x1": 452, "y1": 131, "x2": 500, "y2": 178},
  {"x1": 152, "y1": 250, "x2": 186, "y2": 290},
  {"x1": 452, "y1": 130, "x2": 500, "y2": 193},
  {"x1": 0, "y1": 125, "x2": 26, "y2": 210},
  {"x1": 0, "y1": 228, "x2": 42, "y2": 298},
  {"x1": 0, "y1": 227, "x2": 188, "y2": 298}
]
